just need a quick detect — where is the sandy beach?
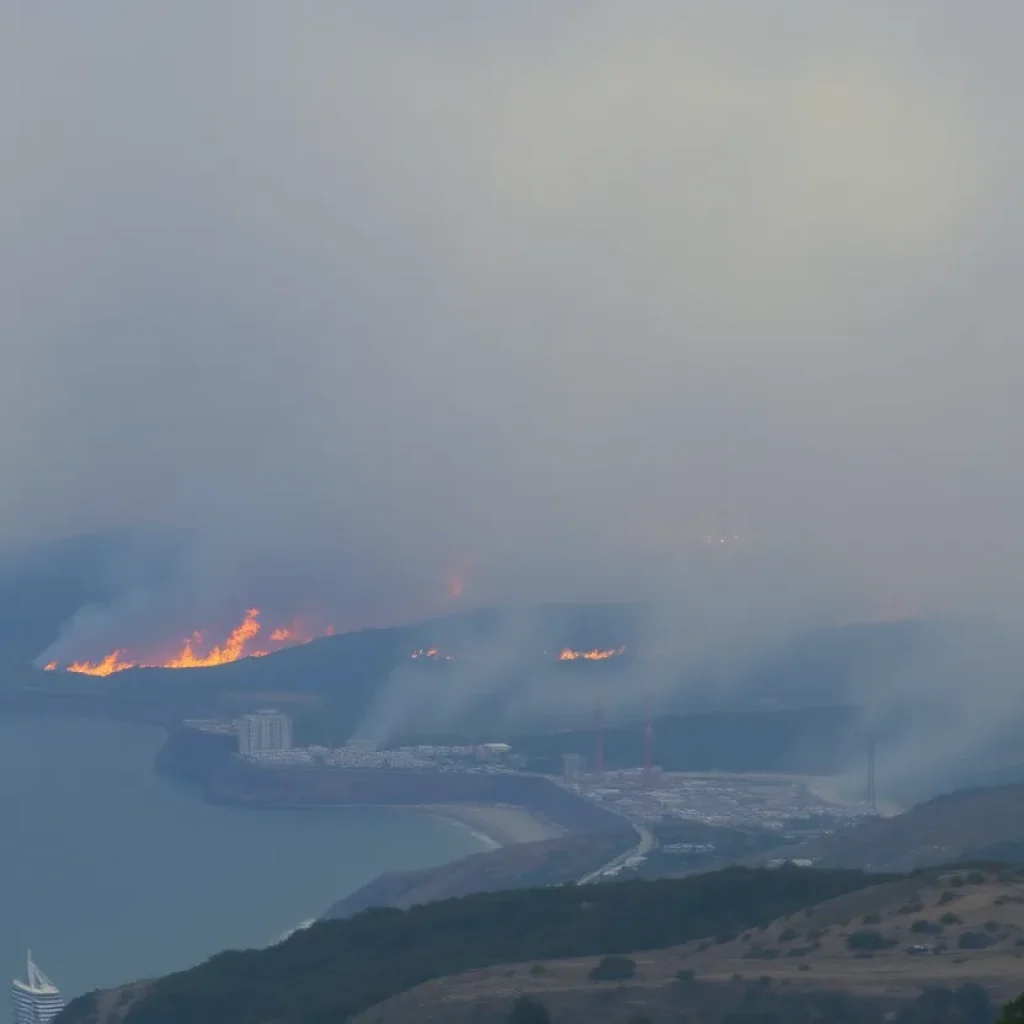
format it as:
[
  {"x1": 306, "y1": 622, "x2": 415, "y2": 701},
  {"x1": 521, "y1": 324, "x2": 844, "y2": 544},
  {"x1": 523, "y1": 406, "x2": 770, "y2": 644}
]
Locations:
[{"x1": 422, "y1": 803, "x2": 567, "y2": 848}]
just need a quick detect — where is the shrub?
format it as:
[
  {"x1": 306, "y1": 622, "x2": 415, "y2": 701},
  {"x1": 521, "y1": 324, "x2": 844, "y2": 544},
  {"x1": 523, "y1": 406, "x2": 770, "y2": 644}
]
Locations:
[
  {"x1": 966, "y1": 871, "x2": 986, "y2": 886},
  {"x1": 958, "y1": 932, "x2": 995, "y2": 950},
  {"x1": 743, "y1": 949, "x2": 779, "y2": 960},
  {"x1": 911, "y1": 920, "x2": 942, "y2": 935},
  {"x1": 951, "y1": 875, "x2": 966, "y2": 888},
  {"x1": 847, "y1": 930, "x2": 898, "y2": 951},
  {"x1": 508, "y1": 995, "x2": 551, "y2": 1024},
  {"x1": 862, "y1": 912, "x2": 882, "y2": 925},
  {"x1": 676, "y1": 969, "x2": 697, "y2": 983},
  {"x1": 589, "y1": 956, "x2": 637, "y2": 982},
  {"x1": 984, "y1": 921, "x2": 1001, "y2": 934},
  {"x1": 939, "y1": 891, "x2": 958, "y2": 905},
  {"x1": 778, "y1": 927, "x2": 799, "y2": 942},
  {"x1": 940, "y1": 913, "x2": 962, "y2": 926},
  {"x1": 529, "y1": 964, "x2": 547, "y2": 976},
  {"x1": 798, "y1": 964, "x2": 811, "y2": 971}
]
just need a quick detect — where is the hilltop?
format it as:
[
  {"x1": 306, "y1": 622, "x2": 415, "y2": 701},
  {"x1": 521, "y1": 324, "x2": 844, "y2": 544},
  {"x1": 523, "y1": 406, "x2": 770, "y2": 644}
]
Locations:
[
  {"x1": 350, "y1": 868, "x2": 1024, "y2": 1024},
  {"x1": 754, "y1": 785, "x2": 1024, "y2": 872}
]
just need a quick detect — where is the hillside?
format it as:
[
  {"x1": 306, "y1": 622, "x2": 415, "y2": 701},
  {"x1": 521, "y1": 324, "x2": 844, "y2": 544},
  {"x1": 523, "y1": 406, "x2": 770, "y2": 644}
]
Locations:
[
  {"x1": 351, "y1": 868, "x2": 1024, "y2": 1024},
  {"x1": 323, "y1": 832, "x2": 633, "y2": 919},
  {"x1": 55, "y1": 865, "x2": 883, "y2": 1024},
  {"x1": 756, "y1": 785, "x2": 1024, "y2": 872}
]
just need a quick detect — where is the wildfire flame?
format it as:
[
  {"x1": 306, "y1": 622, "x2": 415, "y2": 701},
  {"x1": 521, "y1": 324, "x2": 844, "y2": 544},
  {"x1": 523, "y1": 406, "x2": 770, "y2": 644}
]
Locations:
[
  {"x1": 44, "y1": 608, "x2": 332, "y2": 677},
  {"x1": 558, "y1": 646, "x2": 626, "y2": 662},
  {"x1": 411, "y1": 648, "x2": 454, "y2": 661}
]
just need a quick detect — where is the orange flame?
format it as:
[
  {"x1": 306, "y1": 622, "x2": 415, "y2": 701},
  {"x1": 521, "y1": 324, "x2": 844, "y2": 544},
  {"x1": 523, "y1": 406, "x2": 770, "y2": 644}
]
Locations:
[
  {"x1": 67, "y1": 650, "x2": 135, "y2": 677},
  {"x1": 44, "y1": 608, "x2": 333, "y2": 677},
  {"x1": 558, "y1": 646, "x2": 626, "y2": 662},
  {"x1": 411, "y1": 648, "x2": 454, "y2": 661}
]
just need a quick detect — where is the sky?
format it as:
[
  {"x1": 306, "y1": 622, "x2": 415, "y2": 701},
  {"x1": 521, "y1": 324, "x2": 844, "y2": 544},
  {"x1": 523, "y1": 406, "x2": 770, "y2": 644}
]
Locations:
[{"x1": 3, "y1": 1, "x2": 1024, "y2": 634}]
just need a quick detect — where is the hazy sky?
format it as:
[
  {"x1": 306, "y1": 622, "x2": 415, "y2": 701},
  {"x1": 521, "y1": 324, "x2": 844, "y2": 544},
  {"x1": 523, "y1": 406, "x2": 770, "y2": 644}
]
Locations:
[{"x1": 4, "y1": 1, "x2": 1024, "y2": 627}]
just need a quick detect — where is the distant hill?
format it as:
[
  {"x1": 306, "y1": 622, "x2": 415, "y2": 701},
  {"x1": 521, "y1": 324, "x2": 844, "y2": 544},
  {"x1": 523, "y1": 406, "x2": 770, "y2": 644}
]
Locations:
[
  {"x1": 56, "y1": 865, "x2": 883, "y2": 1024},
  {"x1": 755, "y1": 785, "x2": 1024, "y2": 872},
  {"x1": 353, "y1": 867, "x2": 1024, "y2": 1024}
]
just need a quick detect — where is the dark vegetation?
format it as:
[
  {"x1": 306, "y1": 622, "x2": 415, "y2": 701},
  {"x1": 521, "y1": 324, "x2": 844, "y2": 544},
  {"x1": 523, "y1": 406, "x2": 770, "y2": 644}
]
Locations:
[
  {"x1": 587, "y1": 955, "x2": 636, "y2": 982},
  {"x1": 506, "y1": 995, "x2": 550, "y2": 1024},
  {"x1": 57, "y1": 865, "x2": 886, "y2": 1024},
  {"x1": 847, "y1": 930, "x2": 899, "y2": 951},
  {"x1": 322, "y1": 832, "x2": 636, "y2": 919}
]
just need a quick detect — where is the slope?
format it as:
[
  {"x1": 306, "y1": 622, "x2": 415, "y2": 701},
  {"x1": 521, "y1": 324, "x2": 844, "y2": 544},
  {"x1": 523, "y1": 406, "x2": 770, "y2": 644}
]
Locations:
[
  {"x1": 352, "y1": 868, "x2": 1024, "y2": 1024},
  {"x1": 55, "y1": 865, "x2": 883, "y2": 1024},
  {"x1": 757, "y1": 785, "x2": 1024, "y2": 872}
]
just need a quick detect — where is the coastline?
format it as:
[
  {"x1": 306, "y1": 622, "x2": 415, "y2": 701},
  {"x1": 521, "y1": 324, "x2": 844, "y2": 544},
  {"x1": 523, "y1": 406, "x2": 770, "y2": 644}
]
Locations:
[{"x1": 419, "y1": 803, "x2": 567, "y2": 850}]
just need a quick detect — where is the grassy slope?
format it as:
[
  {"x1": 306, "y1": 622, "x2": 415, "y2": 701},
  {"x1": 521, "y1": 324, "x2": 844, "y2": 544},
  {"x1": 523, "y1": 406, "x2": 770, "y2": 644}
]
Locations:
[{"x1": 353, "y1": 868, "x2": 1024, "y2": 1024}]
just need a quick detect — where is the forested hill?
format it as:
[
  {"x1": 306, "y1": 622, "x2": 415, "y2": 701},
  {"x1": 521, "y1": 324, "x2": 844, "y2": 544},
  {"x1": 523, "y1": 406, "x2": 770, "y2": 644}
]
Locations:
[{"x1": 58, "y1": 865, "x2": 885, "y2": 1024}]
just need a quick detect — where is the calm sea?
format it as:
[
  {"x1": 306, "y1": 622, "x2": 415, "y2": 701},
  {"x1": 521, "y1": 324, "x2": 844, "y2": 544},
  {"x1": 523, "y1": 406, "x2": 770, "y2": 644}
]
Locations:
[{"x1": 0, "y1": 715, "x2": 486, "y2": 998}]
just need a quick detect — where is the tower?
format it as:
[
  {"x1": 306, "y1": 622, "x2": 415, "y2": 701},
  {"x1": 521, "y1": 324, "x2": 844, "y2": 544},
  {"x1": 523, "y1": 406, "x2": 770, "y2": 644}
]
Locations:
[
  {"x1": 643, "y1": 696, "x2": 654, "y2": 788},
  {"x1": 12, "y1": 951, "x2": 64, "y2": 1024},
  {"x1": 867, "y1": 738, "x2": 877, "y2": 814}
]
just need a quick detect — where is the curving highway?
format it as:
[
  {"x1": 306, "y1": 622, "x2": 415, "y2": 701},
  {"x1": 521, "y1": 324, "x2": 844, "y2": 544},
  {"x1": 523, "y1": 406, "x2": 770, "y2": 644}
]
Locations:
[{"x1": 576, "y1": 822, "x2": 655, "y2": 885}]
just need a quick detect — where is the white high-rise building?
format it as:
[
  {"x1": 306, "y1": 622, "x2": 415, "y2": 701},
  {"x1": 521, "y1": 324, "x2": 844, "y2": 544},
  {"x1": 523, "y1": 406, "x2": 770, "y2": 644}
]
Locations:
[
  {"x1": 238, "y1": 709, "x2": 293, "y2": 756},
  {"x1": 12, "y1": 951, "x2": 63, "y2": 1024}
]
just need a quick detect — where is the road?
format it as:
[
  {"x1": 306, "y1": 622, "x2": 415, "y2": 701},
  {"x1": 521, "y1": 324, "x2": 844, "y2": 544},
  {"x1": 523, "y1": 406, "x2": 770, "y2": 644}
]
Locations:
[{"x1": 576, "y1": 822, "x2": 656, "y2": 885}]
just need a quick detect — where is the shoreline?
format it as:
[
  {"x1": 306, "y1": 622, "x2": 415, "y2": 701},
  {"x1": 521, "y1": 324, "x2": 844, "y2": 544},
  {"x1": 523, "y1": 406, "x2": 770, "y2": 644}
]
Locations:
[{"x1": 418, "y1": 803, "x2": 567, "y2": 850}]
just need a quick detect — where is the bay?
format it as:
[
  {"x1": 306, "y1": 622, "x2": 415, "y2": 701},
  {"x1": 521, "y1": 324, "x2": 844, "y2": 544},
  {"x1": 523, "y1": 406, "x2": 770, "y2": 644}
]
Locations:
[{"x1": 0, "y1": 715, "x2": 486, "y2": 998}]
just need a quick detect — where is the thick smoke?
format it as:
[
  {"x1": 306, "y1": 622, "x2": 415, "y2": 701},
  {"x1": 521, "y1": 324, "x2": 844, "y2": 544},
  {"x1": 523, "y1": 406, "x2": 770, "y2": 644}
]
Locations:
[{"x1": 5, "y1": 3, "x2": 1024, "y2": 791}]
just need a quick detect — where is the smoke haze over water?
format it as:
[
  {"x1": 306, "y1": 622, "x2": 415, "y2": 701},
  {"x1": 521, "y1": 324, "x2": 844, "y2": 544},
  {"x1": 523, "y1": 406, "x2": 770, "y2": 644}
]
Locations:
[{"x1": 5, "y1": 2, "x2": 1024, "y2": 775}]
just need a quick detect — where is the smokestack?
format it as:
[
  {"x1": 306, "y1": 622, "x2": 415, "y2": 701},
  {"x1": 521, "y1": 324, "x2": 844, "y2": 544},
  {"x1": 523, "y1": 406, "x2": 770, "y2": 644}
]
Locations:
[
  {"x1": 593, "y1": 699, "x2": 605, "y2": 778},
  {"x1": 867, "y1": 737, "x2": 877, "y2": 814},
  {"x1": 643, "y1": 695, "x2": 654, "y2": 789}
]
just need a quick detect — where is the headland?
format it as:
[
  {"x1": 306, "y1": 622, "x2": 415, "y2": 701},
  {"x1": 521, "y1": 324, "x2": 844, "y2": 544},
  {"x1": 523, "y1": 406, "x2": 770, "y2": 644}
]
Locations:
[{"x1": 154, "y1": 725, "x2": 635, "y2": 845}]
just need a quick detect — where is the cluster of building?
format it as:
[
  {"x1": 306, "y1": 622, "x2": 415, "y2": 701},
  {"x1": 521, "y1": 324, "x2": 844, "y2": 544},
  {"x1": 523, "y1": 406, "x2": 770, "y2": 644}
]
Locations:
[
  {"x1": 565, "y1": 768, "x2": 870, "y2": 831},
  {"x1": 198, "y1": 711, "x2": 865, "y2": 839},
  {"x1": 223, "y1": 711, "x2": 519, "y2": 772}
]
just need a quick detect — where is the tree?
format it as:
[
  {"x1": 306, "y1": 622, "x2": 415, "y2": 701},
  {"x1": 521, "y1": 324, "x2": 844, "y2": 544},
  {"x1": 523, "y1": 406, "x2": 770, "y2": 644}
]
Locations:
[
  {"x1": 1000, "y1": 994, "x2": 1024, "y2": 1024},
  {"x1": 588, "y1": 955, "x2": 637, "y2": 982},
  {"x1": 954, "y1": 982, "x2": 992, "y2": 1024},
  {"x1": 508, "y1": 995, "x2": 551, "y2": 1024}
]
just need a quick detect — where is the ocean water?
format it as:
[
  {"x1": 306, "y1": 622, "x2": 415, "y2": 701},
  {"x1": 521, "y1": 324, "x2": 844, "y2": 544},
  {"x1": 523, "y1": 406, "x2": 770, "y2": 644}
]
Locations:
[{"x1": 0, "y1": 715, "x2": 486, "y2": 998}]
